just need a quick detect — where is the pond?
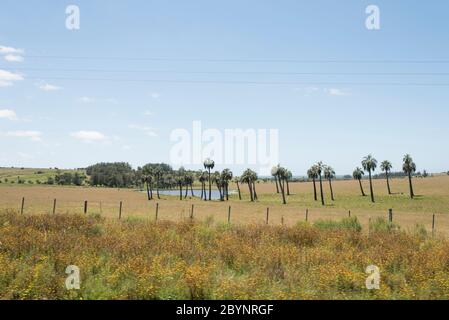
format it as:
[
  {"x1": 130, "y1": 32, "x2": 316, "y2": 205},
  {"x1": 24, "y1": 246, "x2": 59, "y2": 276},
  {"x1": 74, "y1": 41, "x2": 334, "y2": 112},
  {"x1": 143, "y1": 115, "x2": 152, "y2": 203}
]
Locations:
[{"x1": 141, "y1": 189, "x2": 236, "y2": 200}]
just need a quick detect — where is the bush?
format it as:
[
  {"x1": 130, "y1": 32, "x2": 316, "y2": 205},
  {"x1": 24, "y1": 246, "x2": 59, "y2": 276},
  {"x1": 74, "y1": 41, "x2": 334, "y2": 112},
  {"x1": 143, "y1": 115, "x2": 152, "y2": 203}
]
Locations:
[
  {"x1": 314, "y1": 217, "x2": 362, "y2": 232},
  {"x1": 369, "y1": 217, "x2": 400, "y2": 233}
]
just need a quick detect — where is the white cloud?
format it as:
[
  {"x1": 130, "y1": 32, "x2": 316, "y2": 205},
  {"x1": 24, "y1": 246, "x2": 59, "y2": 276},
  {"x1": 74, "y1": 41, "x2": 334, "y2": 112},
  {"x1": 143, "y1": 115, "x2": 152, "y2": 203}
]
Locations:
[
  {"x1": 0, "y1": 109, "x2": 17, "y2": 120},
  {"x1": 129, "y1": 124, "x2": 158, "y2": 137},
  {"x1": 4, "y1": 130, "x2": 42, "y2": 141},
  {"x1": 38, "y1": 83, "x2": 61, "y2": 91},
  {"x1": 0, "y1": 69, "x2": 24, "y2": 87},
  {"x1": 78, "y1": 96, "x2": 94, "y2": 103},
  {"x1": 71, "y1": 131, "x2": 107, "y2": 142},
  {"x1": 4, "y1": 54, "x2": 24, "y2": 62},
  {"x1": 150, "y1": 92, "x2": 160, "y2": 99},
  {"x1": 327, "y1": 88, "x2": 351, "y2": 96},
  {"x1": 0, "y1": 45, "x2": 24, "y2": 55}
]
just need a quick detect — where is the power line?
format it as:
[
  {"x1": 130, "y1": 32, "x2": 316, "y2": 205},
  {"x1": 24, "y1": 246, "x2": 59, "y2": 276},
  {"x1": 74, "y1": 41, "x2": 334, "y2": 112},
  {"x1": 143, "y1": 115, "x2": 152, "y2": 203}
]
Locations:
[
  {"x1": 4, "y1": 67, "x2": 449, "y2": 76},
  {"x1": 24, "y1": 76, "x2": 449, "y2": 86},
  {"x1": 22, "y1": 55, "x2": 449, "y2": 64}
]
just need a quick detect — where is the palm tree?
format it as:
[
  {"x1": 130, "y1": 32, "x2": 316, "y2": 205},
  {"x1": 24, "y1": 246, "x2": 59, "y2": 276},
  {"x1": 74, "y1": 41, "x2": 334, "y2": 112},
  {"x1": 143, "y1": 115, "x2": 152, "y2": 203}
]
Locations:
[
  {"x1": 403, "y1": 154, "x2": 416, "y2": 199},
  {"x1": 200, "y1": 171, "x2": 208, "y2": 201},
  {"x1": 221, "y1": 169, "x2": 233, "y2": 201},
  {"x1": 233, "y1": 176, "x2": 242, "y2": 200},
  {"x1": 272, "y1": 165, "x2": 286, "y2": 204},
  {"x1": 362, "y1": 154, "x2": 377, "y2": 203},
  {"x1": 213, "y1": 171, "x2": 224, "y2": 201},
  {"x1": 184, "y1": 173, "x2": 194, "y2": 198},
  {"x1": 380, "y1": 160, "x2": 393, "y2": 195},
  {"x1": 142, "y1": 175, "x2": 152, "y2": 200},
  {"x1": 324, "y1": 165, "x2": 335, "y2": 201},
  {"x1": 241, "y1": 169, "x2": 257, "y2": 202},
  {"x1": 251, "y1": 170, "x2": 259, "y2": 200},
  {"x1": 307, "y1": 166, "x2": 318, "y2": 201},
  {"x1": 316, "y1": 162, "x2": 325, "y2": 206},
  {"x1": 203, "y1": 158, "x2": 215, "y2": 201},
  {"x1": 353, "y1": 167, "x2": 366, "y2": 196},
  {"x1": 278, "y1": 167, "x2": 287, "y2": 204}
]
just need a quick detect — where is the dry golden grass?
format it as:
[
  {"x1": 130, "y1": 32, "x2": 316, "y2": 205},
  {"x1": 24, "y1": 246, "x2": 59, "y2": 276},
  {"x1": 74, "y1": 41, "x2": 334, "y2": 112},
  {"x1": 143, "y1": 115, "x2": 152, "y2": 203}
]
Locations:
[{"x1": 1, "y1": 175, "x2": 449, "y2": 235}]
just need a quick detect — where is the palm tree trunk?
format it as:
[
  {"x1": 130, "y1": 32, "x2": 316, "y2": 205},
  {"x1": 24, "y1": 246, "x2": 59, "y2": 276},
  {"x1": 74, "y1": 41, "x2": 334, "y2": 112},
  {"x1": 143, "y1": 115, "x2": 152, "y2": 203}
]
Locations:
[
  {"x1": 184, "y1": 184, "x2": 188, "y2": 198},
  {"x1": 358, "y1": 178, "x2": 366, "y2": 196},
  {"x1": 203, "y1": 182, "x2": 207, "y2": 201},
  {"x1": 368, "y1": 170, "x2": 375, "y2": 203},
  {"x1": 208, "y1": 169, "x2": 212, "y2": 201},
  {"x1": 286, "y1": 179, "x2": 290, "y2": 195},
  {"x1": 200, "y1": 183, "x2": 204, "y2": 199},
  {"x1": 252, "y1": 181, "x2": 258, "y2": 200},
  {"x1": 179, "y1": 184, "x2": 183, "y2": 200},
  {"x1": 225, "y1": 183, "x2": 229, "y2": 201},
  {"x1": 190, "y1": 183, "x2": 194, "y2": 197},
  {"x1": 319, "y1": 175, "x2": 325, "y2": 205},
  {"x1": 312, "y1": 178, "x2": 317, "y2": 201},
  {"x1": 328, "y1": 178, "x2": 334, "y2": 201},
  {"x1": 248, "y1": 183, "x2": 254, "y2": 202},
  {"x1": 275, "y1": 178, "x2": 279, "y2": 193},
  {"x1": 156, "y1": 177, "x2": 160, "y2": 199},
  {"x1": 236, "y1": 181, "x2": 242, "y2": 200},
  {"x1": 408, "y1": 173, "x2": 414, "y2": 199},
  {"x1": 386, "y1": 172, "x2": 391, "y2": 195},
  {"x1": 146, "y1": 181, "x2": 151, "y2": 200},
  {"x1": 278, "y1": 176, "x2": 286, "y2": 204}
]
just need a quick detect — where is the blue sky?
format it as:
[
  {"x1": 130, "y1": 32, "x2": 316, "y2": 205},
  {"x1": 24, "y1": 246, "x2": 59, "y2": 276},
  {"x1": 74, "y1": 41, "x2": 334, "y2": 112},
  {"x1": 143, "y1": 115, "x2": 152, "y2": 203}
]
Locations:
[{"x1": 1, "y1": 0, "x2": 449, "y2": 175}]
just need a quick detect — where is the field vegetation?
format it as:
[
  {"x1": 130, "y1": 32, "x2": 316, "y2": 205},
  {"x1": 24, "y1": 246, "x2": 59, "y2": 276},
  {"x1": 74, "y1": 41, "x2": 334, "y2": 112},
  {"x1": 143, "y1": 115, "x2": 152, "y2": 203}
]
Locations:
[{"x1": 1, "y1": 210, "x2": 448, "y2": 299}]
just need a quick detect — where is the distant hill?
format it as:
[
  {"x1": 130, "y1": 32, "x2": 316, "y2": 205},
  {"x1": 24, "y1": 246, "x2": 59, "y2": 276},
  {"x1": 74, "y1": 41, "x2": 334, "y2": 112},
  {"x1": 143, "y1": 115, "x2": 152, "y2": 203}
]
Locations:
[{"x1": 0, "y1": 167, "x2": 86, "y2": 186}]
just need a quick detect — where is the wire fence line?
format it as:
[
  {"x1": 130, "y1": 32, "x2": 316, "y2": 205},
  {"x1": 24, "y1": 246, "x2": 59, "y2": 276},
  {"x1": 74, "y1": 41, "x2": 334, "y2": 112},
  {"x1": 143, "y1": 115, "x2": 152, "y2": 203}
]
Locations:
[{"x1": 2, "y1": 196, "x2": 448, "y2": 235}]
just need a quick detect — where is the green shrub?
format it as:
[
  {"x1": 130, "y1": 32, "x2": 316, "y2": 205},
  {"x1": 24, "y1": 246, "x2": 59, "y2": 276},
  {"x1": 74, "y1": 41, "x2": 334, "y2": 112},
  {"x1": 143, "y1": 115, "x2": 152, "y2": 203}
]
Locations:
[
  {"x1": 314, "y1": 217, "x2": 362, "y2": 232},
  {"x1": 369, "y1": 217, "x2": 400, "y2": 233}
]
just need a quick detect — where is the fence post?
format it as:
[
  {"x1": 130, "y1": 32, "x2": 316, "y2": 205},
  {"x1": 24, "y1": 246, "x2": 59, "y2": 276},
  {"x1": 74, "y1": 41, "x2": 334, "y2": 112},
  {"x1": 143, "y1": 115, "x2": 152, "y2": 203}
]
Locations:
[
  {"x1": 20, "y1": 197, "x2": 25, "y2": 215},
  {"x1": 388, "y1": 208, "x2": 393, "y2": 223},
  {"x1": 53, "y1": 199, "x2": 57, "y2": 215},
  {"x1": 281, "y1": 216, "x2": 284, "y2": 226},
  {"x1": 190, "y1": 204, "x2": 194, "y2": 220},
  {"x1": 305, "y1": 209, "x2": 308, "y2": 222},
  {"x1": 84, "y1": 201, "x2": 88, "y2": 214},
  {"x1": 348, "y1": 210, "x2": 351, "y2": 218},
  {"x1": 266, "y1": 208, "x2": 269, "y2": 225},
  {"x1": 155, "y1": 203, "x2": 159, "y2": 221},
  {"x1": 368, "y1": 217, "x2": 372, "y2": 236},
  {"x1": 119, "y1": 201, "x2": 122, "y2": 220},
  {"x1": 228, "y1": 206, "x2": 231, "y2": 224},
  {"x1": 432, "y1": 214, "x2": 436, "y2": 234}
]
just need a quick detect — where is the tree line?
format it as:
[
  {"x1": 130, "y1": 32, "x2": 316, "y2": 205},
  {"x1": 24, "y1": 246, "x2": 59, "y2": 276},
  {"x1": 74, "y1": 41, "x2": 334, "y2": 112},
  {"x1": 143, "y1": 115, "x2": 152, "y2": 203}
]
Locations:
[{"x1": 82, "y1": 154, "x2": 420, "y2": 205}]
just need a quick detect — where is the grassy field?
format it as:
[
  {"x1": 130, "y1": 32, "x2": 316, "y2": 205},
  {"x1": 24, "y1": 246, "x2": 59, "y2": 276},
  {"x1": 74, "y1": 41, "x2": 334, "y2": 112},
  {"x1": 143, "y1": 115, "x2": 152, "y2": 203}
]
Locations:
[
  {"x1": 1, "y1": 175, "x2": 449, "y2": 235},
  {"x1": 0, "y1": 167, "x2": 83, "y2": 185},
  {"x1": 1, "y1": 210, "x2": 448, "y2": 299}
]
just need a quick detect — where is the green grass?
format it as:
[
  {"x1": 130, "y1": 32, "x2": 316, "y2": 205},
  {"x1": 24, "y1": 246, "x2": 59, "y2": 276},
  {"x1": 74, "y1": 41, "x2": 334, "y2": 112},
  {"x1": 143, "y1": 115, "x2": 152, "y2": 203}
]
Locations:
[{"x1": 0, "y1": 167, "x2": 84, "y2": 185}]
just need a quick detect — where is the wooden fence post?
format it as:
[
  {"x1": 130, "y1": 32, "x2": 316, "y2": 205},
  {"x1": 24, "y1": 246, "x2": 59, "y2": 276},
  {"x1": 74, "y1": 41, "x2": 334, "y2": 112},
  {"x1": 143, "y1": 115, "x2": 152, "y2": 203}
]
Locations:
[
  {"x1": 119, "y1": 201, "x2": 122, "y2": 220},
  {"x1": 84, "y1": 201, "x2": 88, "y2": 214},
  {"x1": 53, "y1": 199, "x2": 57, "y2": 215},
  {"x1": 388, "y1": 209, "x2": 393, "y2": 223},
  {"x1": 155, "y1": 203, "x2": 159, "y2": 221},
  {"x1": 266, "y1": 207, "x2": 269, "y2": 225},
  {"x1": 305, "y1": 209, "x2": 308, "y2": 222},
  {"x1": 20, "y1": 197, "x2": 25, "y2": 215},
  {"x1": 281, "y1": 216, "x2": 284, "y2": 226},
  {"x1": 228, "y1": 206, "x2": 231, "y2": 224},
  {"x1": 190, "y1": 204, "x2": 194, "y2": 220},
  {"x1": 348, "y1": 210, "x2": 351, "y2": 218}
]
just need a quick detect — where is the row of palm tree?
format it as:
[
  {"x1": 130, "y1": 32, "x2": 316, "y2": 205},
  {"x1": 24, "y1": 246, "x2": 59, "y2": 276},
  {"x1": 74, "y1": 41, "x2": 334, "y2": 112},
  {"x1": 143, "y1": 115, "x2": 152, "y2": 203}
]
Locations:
[
  {"x1": 307, "y1": 162, "x2": 336, "y2": 206},
  {"x1": 354, "y1": 154, "x2": 417, "y2": 202},
  {"x1": 142, "y1": 154, "x2": 417, "y2": 205}
]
